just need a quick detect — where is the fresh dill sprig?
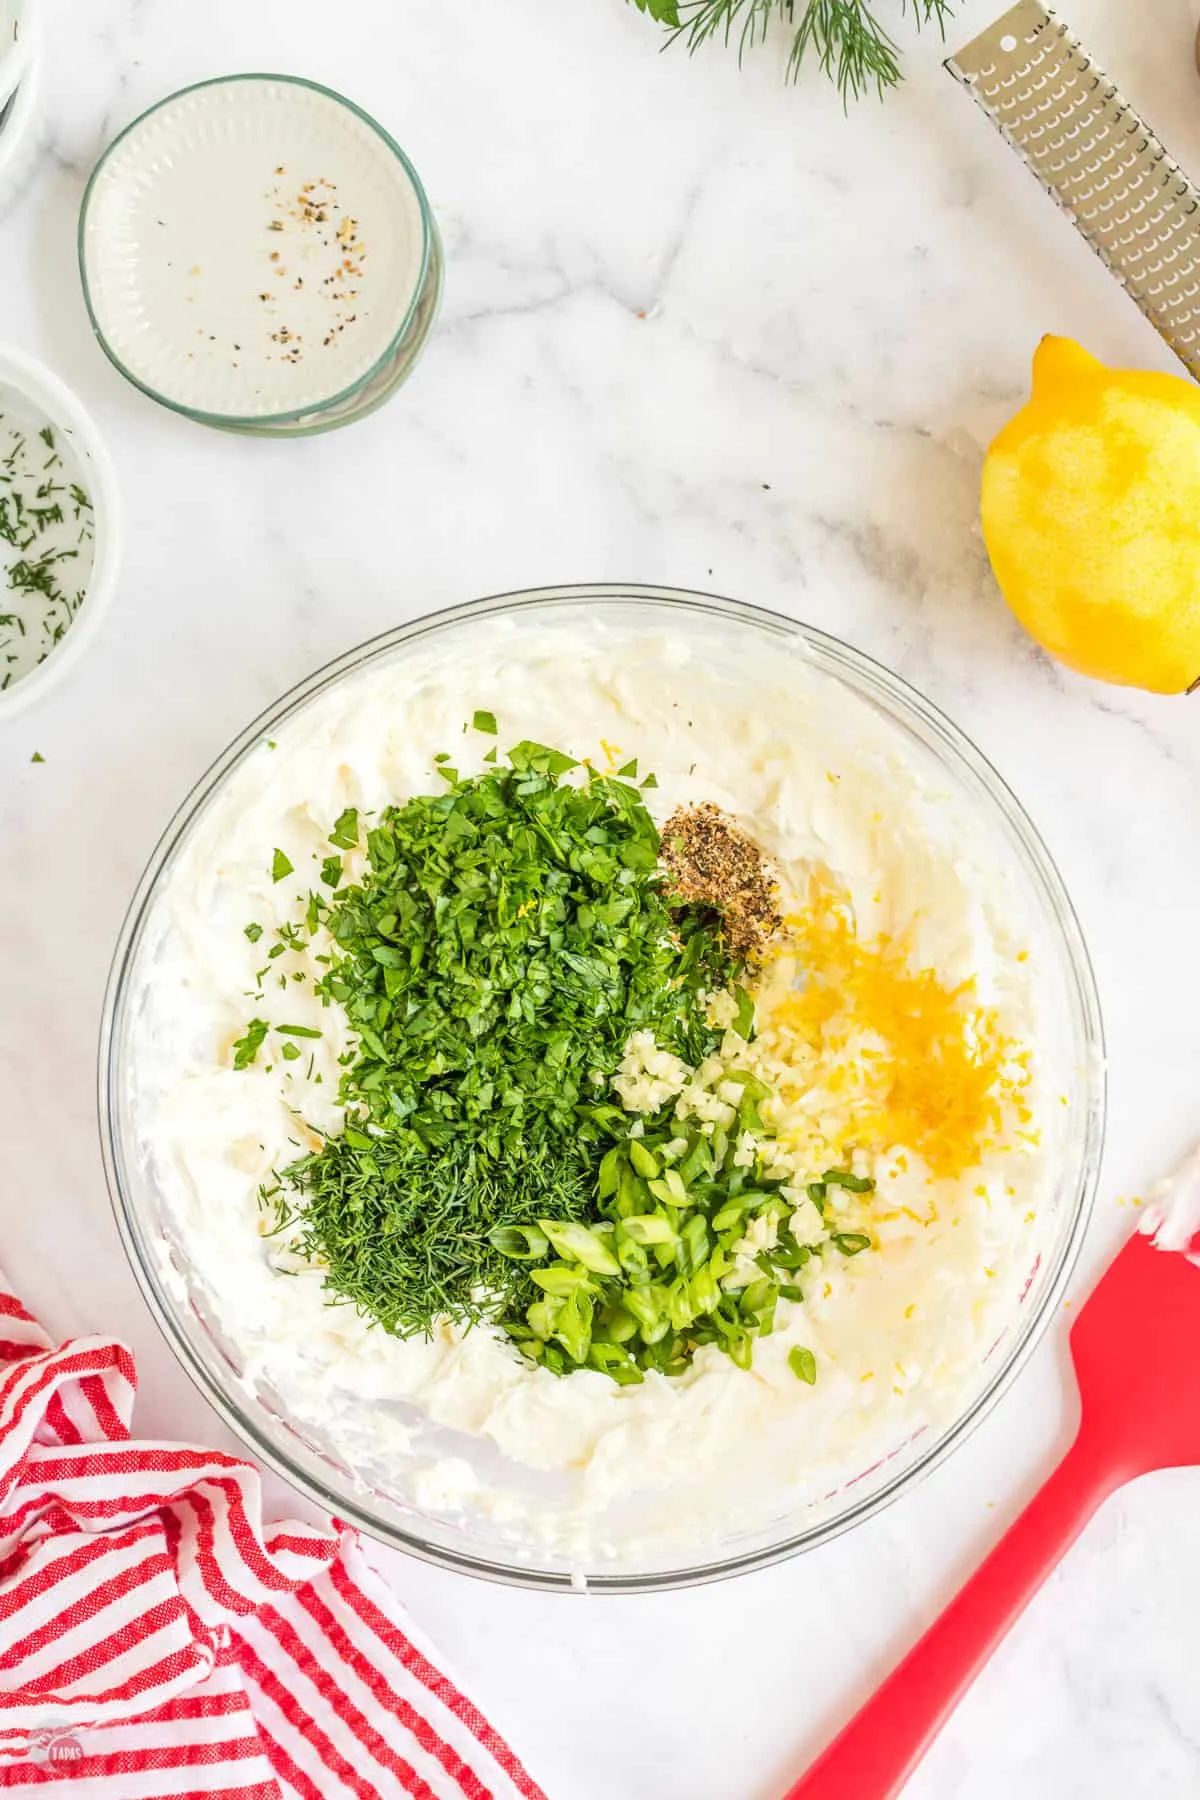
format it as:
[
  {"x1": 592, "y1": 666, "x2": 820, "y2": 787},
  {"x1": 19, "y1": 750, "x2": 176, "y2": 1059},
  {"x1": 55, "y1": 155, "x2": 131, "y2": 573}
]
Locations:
[{"x1": 628, "y1": 0, "x2": 955, "y2": 98}]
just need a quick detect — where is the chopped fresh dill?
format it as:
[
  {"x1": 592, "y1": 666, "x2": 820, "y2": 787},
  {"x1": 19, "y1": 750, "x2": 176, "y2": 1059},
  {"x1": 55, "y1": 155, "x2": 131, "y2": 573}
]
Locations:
[{"x1": 0, "y1": 413, "x2": 94, "y2": 688}]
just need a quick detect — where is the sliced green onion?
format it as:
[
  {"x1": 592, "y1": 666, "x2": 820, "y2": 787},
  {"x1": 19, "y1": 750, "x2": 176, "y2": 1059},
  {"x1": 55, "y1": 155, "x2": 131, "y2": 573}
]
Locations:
[
  {"x1": 629, "y1": 1139, "x2": 661, "y2": 1180},
  {"x1": 666, "y1": 1279, "x2": 696, "y2": 1329},
  {"x1": 527, "y1": 1298, "x2": 564, "y2": 1340},
  {"x1": 554, "y1": 1291, "x2": 593, "y2": 1363},
  {"x1": 678, "y1": 1213, "x2": 711, "y2": 1276},
  {"x1": 623, "y1": 1284, "x2": 668, "y2": 1338},
  {"x1": 739, "y1": 1277, "x2": 776, "y2": 1317},
  {"x1": 598, "y1": 1145, "x2": 622, "y2": 1200},
  {"x1": 619, "y1": 1215, "x2": 676, "y2": 1246},
  {"x1": 770, "y1": 1244, "x2": 811, "y2": 1271},
  {"x1": 711, "y1": 1198, "x2": 748, "y2": 1234},
  {"x1": 689, "y1": 1264, "x2": 721, "y2": 1314},
  {"x1": 823, "y1": 1169, "x2": 875, "y2": 1193},
  {"x1": 489, "y1": 1225, "x2": 552, "y2": 1261},
  {"x1": 616, "y1": 1236, "x2": 652, "y2": 1282},
  {"x1": 530, "y1": 1264, "x2": 594, "y2": 1296},
  {"x1": 598, "y1": 1304, "x2": 639, "y2": 1344},
  {"x1": 588, "y1": 1341, "x2": 643, "y2": 1383},
  {"x1": 832, "y1": 1232, "x2": 872, "y2": 1256},
  {"x1": 677, "y1": 1136, "x2": 712, "y2": 1185},
  {"x1": 538, "y1": 1220, "x2": 622, "y2": 1274},
  {"x1": 616, "y1": 1162, "x2": 648, "y2": 1218},
  {"x1": 649, "y1": 1172, "x2": 690, "y2": 1208}
]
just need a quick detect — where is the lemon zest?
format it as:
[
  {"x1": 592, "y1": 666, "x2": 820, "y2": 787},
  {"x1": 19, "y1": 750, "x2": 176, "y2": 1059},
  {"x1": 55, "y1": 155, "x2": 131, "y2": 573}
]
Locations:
[{"x1": 758, "y1": 881, "x2": 1034, "y2": 1183}]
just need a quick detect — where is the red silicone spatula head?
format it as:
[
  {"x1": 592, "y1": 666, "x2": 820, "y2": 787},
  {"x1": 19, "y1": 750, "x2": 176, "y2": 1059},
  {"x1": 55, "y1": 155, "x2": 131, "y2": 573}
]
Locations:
[{"x1": 1070, "y1": 1227, "x2": 1200, "y2": 1478}]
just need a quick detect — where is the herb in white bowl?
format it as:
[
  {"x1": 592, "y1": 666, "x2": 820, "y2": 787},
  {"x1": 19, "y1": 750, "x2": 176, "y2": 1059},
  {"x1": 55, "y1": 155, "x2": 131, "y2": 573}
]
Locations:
[{"x1": 0, "y1": 420, "x2": 94, "y2": 693}]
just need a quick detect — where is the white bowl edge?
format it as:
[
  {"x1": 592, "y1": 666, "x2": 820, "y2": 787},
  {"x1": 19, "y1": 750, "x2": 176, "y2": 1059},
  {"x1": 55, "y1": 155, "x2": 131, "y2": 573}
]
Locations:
[
  {"x1": 0, "y1": 39, "x2": 41, "y2": 218},
  {"x1": 0, "y1": 0, "x2": 38, "y2": 114},
  {"x1": 0, "y1": 343, "x2": 122, "y2": 719}
]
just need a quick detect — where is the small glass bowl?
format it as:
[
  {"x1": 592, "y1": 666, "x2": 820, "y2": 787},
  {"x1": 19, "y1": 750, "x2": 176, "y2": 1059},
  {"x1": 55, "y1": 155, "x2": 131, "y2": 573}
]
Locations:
[
  {"x1": 100, "y1": 586, "x2": 1105, "y2": 1592},
  {"x1": 78, "y1": 75, "x2": 440, "y2": 432}
]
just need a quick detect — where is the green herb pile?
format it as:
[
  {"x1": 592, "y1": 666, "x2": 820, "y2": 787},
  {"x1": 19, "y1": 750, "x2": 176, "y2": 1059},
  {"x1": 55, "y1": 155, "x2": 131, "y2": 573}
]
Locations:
[
  {"x1": 496, "y1": 1107, "x2": 874, "y2": 1384},
  {"x1": 627, "y1": 0, "x2": 955, "y2": 99},
  {"x1": 265, "y1": 732, "x2": 736, "y2": 1337},
  {"x1": 249, "y1": 727, "x2": 879, "y2": 1385}
]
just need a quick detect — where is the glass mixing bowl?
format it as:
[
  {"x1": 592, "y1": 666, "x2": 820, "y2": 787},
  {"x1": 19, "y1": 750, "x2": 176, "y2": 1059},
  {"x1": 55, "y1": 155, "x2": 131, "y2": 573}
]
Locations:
[{"x1": 99, "y1": 585, "x2": 1105, "y2": 1592}]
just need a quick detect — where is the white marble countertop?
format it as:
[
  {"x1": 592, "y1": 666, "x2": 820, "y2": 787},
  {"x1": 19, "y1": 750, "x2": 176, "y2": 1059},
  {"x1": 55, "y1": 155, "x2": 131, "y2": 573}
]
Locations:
[{"x1": 3, "y1": 1, "x2": 1200, "y2": 1794}]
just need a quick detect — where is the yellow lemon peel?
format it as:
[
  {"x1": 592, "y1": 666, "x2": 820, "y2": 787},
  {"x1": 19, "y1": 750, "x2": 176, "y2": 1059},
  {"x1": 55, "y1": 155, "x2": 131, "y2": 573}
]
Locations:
[{"x1": 982, "y1": 335, "x2": 1200, "y2": 694}]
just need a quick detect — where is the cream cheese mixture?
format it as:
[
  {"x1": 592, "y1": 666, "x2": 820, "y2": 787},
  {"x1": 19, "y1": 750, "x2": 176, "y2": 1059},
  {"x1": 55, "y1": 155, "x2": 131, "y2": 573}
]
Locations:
[{"x1": 131, "y1": 615, "x2": 1060, "y2": 1564}]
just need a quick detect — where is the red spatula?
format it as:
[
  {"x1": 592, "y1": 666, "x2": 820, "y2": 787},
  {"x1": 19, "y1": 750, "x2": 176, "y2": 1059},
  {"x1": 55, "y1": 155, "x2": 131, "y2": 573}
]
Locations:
[{"x1": 783, "y1": 1222, "x2": 1200, "y2": 1800}]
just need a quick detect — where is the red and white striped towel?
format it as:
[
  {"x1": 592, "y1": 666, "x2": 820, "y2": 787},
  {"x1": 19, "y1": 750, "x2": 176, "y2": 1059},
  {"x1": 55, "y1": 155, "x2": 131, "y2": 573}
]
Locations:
[{"x1": 0, "y1": 1280, "x2": 547, "y2": 1800}]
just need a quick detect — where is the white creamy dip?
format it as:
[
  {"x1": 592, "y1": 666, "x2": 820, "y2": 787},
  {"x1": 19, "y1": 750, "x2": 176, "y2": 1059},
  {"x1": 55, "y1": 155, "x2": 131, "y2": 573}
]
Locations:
[{"x1": 129, "y1": 612, "x2": 1062, "y2": 1567}]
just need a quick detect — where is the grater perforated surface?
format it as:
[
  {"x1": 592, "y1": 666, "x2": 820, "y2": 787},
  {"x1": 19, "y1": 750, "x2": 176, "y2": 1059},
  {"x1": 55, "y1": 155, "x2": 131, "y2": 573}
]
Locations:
[{"x1": 947, "y1": 0, "x2": 1200, "y2": 378}]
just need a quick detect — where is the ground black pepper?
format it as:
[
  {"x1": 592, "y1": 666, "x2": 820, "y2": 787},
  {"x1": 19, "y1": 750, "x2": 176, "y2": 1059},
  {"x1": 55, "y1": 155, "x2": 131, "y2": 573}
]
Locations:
[{"x1": 660, "y1": 803, "x2": 781, "y2": 963}]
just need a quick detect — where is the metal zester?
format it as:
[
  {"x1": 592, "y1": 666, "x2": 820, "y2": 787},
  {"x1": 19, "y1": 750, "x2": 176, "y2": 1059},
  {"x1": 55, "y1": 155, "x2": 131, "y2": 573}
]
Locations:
[{"x1": 946, "y1": 1, "x2": 1200, "y2": 379}]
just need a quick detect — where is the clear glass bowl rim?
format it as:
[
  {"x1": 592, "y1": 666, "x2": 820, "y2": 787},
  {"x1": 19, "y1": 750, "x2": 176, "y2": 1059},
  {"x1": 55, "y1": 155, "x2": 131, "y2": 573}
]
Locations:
[
  {"x1": 98, "y1": 583, "x2": 1106, "y2": 1594},
  {"x1": 77, "y1": 73, "x2": 436, "y2": 430}
]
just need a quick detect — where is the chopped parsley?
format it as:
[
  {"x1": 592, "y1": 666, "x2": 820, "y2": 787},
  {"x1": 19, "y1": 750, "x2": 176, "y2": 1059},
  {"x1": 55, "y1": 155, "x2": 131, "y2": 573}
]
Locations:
[
  {"x1": 328, "y1": 807, "x2": 359, "y2": 850},
  {"x1": 232, "y1": 1018, "x2": 269, "y2": 1069}
]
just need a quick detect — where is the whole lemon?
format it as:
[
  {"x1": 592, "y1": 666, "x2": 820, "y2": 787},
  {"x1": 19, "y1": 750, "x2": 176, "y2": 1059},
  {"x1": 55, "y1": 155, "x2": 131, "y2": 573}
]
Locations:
[{"x1": 982, "y1": 336, "x2": 1200, "y2": 694}]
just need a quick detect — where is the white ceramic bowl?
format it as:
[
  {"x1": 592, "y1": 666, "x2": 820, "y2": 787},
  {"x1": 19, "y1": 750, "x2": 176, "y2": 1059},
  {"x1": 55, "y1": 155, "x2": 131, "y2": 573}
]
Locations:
[
  {"x1": 0, "y1": 346, "x2": 121, "y2": 718},
  {"x1": 0, "y1": 0, "x2": 37, "y2": 114},
  {"x1": 0, "y1": 46, "x2": 41, "y2": 219}
]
